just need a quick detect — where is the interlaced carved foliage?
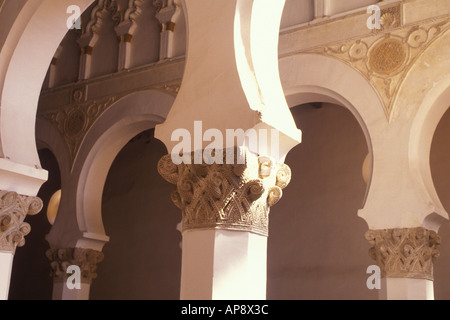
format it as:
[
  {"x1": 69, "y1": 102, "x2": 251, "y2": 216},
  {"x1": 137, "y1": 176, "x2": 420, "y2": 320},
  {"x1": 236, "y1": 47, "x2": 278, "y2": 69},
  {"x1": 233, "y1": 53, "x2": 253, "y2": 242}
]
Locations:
[
  {"x1": 365, "y1": 227, "x2": 441, "y2": 280},
  {"x1": 46, "y1": 248, "x2": 104, "y2": 284},
  {"x1": 0, "y1": 191, "x2": 43, "y2": 253},
  {"x1": 158, "y1": 149, "x2": 291, "y2": 237}
]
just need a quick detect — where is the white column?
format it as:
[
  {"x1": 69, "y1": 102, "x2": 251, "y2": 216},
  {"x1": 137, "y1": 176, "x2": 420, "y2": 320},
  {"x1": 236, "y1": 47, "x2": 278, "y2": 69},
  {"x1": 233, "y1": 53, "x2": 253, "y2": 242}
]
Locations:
[
  {"x1": 154, "y1": 0, "x2": 179, "y2": 60},
  {"x1": 0, "y1": 252, "x2": 14, "y2": 300},
  {"x1": 154, "y1": 0, "x2": 301, "y2": 300},
  {"x1": 159, "y1": 150, "x2": 292, "y2": 300},
  {"x1": 77, "y1": 34, "x2": 94, "y2": 80},
  {"x1": 380, "y1": 278, "x2": 434, "y2": 300},
  {"x1": 0, "y1": 190, "x2": 43, "y2": 300},
  {"x1": 181, "y1": 230, "x2": 267, "y2": 300}
]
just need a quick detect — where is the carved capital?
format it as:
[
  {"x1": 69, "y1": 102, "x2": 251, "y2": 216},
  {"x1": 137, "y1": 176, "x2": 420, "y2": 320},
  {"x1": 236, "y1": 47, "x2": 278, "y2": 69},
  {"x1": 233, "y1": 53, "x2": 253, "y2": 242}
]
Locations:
[
  {"x1": 365, "y1": 228, "x2": 441, "y2": 280},
  {"x1": 0, "y1": 190, "x2": 43, "y2": 253},
  {"x1": 158, "y1": 148, "x2": 291, "y2": 237},
  {"x1": 46, "y1": 248, "x2": 104, "y2": 284}
]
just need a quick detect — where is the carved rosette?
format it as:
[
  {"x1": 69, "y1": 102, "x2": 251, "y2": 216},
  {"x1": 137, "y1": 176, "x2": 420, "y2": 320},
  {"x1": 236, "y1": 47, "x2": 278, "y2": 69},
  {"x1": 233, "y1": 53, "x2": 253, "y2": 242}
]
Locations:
[
  {"x1": 46, "y1": 248, "x2": 104, "y2": 284},
  {"x1": 0, "y1": 190, "x2": 43, "y2": 253},
  {"x1": 158, "y1": 149, "x2": 291, "y2": 237},
  {"x1": 365, "y1": 228, "x2": 441, "y2": 280}
]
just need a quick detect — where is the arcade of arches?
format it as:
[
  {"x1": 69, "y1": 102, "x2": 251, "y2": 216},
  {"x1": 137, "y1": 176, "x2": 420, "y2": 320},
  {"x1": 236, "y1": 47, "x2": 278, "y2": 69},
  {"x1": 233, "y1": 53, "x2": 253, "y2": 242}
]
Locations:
[{"x1": 0, "y1": 0, "x2": 449, "y2": 300}]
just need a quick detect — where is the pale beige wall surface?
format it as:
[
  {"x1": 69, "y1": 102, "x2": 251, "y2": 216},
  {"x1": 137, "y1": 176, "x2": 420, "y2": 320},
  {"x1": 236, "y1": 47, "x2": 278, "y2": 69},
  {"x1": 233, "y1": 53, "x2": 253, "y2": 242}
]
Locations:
[{"x1": 267, "y1": 103, "x2": 376, "y2": 300}]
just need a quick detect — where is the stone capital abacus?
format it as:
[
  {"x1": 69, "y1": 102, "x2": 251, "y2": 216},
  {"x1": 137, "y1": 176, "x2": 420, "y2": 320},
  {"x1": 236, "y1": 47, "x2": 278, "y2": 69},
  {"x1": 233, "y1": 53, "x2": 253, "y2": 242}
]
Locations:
[
  {"x1": 365, "y1": 227, "x2": 441, "y2": 281},
  {"x1": 0, "y1": 190, "x2": 43, "y2": 253},
  {"x1": 158, "y1": 148, "x2": 292, "y2": 237}
]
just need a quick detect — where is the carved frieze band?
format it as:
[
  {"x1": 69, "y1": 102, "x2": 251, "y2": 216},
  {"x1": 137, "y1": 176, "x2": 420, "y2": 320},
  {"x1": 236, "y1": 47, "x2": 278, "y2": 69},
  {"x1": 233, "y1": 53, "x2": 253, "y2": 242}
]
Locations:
[
  {"x1": 46, "y1": 248, "x2": 104, "y2": 284},
  {"x1": 39, "y1": 82, "x2": 180, "y2": 167},
  {"x1": 0, "y1": 190, "x2": 43, "y2": 253},
  {"x1": 365, "y1": 227, "x2": 441, "y2": 281},
  {"x1": 306, "y1": 8, "x2": 450, "y2": 120},
  {"x1": 158, "y1": 148, "x2": 291, "y2": 237}
]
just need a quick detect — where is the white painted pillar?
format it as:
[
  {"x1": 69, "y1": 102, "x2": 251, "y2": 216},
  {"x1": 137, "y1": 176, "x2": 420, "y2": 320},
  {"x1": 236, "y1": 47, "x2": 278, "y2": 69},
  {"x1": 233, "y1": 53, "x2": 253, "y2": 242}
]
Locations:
[
  {"x1": 155, "y1": 0, "x2": 301, "y2": 301},
  {"x1": 159, "y1": 151, "x2": 292, "y2": 300},
  {"x1": 380, "y1": 278, "x2": 434, "y2": 300},
  {"x1": 0, "y1": 190, "x2": 43, "y2": 300},
  {"x1": 0, "y1": 253, "x2": 14, "y2": 300},
  {"x1": 77, "y1": 34, "x2": 94, "y2": 81},
  {"x1": 154, "y1": 0, "x2": 179, "y2": 60},
  {"x1": 115, "y1": 22, "x2": 133, "y2": 71},
  {"x1": 181, "y1": 230, "x2": 267, "y2": 300}
]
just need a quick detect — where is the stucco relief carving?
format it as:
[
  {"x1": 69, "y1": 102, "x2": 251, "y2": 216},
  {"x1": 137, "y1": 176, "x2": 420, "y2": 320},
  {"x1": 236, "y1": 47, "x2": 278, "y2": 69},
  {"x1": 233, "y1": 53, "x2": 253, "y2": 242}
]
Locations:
[
  {"x1": 38, "y1": 81, "x2": 180, "y2": 165},
  {"x1": 39, "y1": 80, "x2": 180, "y2": 167},
  {"x1": 158, "y1": 149, "x2": 291, "y2": 237},
  {"x1": 0, "y1": 191, "x2": 43, "y2": 253},
  {"x1": 46, "y1": 248, "x2": 104, "y2": 284},
  {"x1": 375, "y1": 5, "x2": 402, "y2": 34},
  {"x1": 365, "y1": 227, "x2": 441, "y2": 280},
  {"x1": 41, "y1": 96, "x2": 119, "y2": 165},
  {"x1": 307, "y1": 14, "x2": 450, "y2": 120}
]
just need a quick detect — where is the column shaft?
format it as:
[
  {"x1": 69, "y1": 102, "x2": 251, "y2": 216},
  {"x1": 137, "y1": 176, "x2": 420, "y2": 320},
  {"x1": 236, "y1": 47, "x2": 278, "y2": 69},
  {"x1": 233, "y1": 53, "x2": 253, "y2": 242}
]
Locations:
[
  {"x1": 0, "y1": 190, "x2": 43, "y2": 300},
  {"x1": 159, "y1": 149, "x2": 291, "y2": 300},
  {"x1": 181, "y1": 230, "x2": 267, "y2": 300}
]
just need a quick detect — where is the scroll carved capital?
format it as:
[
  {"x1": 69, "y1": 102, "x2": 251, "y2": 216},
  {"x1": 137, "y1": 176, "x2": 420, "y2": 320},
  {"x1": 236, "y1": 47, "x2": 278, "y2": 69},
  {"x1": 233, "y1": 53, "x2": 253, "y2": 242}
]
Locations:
[
  {"x1": 365, "y1": 227, "x2": 441, "y2": 280},
  {"x1": 158, "y1": 148, "x2": 292, "y2": 237},
  {"x1": 0, "y1": 190, "x2": 43, "y2": 253},
  {"x1": 46, "y1": 248, "x2": 104, "y2": 284}
]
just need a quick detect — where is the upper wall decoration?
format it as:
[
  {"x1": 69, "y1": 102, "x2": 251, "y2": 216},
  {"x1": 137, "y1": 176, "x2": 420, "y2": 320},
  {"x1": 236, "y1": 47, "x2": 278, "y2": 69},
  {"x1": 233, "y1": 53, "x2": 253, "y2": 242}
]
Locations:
[{"x1": 306, "y1": 4, "x2": 450, "y2": 121}]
